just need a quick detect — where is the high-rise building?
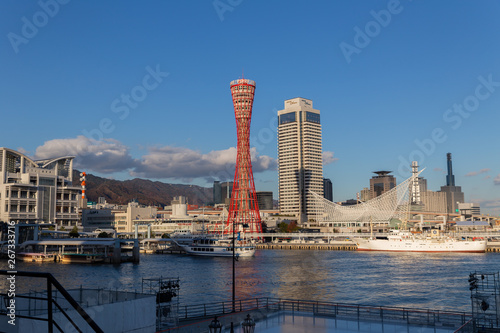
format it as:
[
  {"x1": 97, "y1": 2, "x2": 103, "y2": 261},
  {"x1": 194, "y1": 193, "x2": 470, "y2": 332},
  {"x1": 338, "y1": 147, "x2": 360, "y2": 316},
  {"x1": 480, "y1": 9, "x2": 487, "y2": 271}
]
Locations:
[
  {"x1": 323, "y1": 178, "x2": 333, "y2": 202},
  {"x1": 278, "y1": 97, "x2": 323, "y2": 223},
  {"x1": 369, "y1": 171, "x2": 396, "y2": 199},
  {"x1": 439, "y1": 153, "x2": 464, "y2": 214},
  {"x1": 0, "y1": 147, "x2": 80, "y2": 227},
  {"x1": 256, "y1": 191, "x2": 273, "y2": 210},
  {"x1": 225, "y1": 78, "x2": 262, "y2": 234},
  {"x1": 221, "y1": 181, "x2": 233, "y2": 205},
  {"x1": 213, "y1": 181, "x2": 222, "y2": 204}
]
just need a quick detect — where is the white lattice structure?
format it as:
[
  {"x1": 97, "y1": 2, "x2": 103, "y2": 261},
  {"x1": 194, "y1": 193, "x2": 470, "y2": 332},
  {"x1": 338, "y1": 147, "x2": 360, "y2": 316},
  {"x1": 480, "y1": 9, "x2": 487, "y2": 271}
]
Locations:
[{"x1": 310, "y1": 172, "x2": 421, "y2": 225}]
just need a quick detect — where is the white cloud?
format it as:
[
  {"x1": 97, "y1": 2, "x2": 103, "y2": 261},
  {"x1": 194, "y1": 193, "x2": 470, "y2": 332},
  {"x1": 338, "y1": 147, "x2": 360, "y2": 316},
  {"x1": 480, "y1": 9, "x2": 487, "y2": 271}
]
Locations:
[
  {"x1": 34, "y1": 137, "x2": 277, "y2": 181},
  {"x1": 322, "y1": 151, "x2": 338, "y2": 165},
  {"x1": 471, "y1": 198, "x2": 500, "y2": 216},
  {"x1": 494, "y1": 174, "x2": 500, "y2": 185},
  {"x1": 130, "y1": 145, "x2": 276, "y2": 181},
  {"x1": 465, "y1": 168, "x2": 490, "y2": 177},
  {"x1": 34, "y1": 136, "x2": 136, "y2": 173}
]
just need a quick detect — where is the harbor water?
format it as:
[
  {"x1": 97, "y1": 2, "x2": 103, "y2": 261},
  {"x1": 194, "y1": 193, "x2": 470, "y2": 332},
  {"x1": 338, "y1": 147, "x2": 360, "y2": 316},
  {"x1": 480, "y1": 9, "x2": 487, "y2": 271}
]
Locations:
[{"x1": 1, "y1": 250, "x2": 497, "y2": 312}]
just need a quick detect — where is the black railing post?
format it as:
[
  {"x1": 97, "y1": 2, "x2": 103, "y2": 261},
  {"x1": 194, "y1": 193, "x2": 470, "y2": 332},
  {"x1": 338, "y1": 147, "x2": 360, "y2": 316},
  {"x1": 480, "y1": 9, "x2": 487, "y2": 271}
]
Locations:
[{"x1": 47, "y1": 280, "x2": 53, "y2": 333}]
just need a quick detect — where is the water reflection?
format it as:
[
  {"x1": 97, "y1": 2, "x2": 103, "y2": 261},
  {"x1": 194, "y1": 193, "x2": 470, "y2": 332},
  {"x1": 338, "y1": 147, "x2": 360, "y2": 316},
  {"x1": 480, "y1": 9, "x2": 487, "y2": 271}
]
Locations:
[{"x1": 1, "y1": 250, "x2": 495, "y2": 312}]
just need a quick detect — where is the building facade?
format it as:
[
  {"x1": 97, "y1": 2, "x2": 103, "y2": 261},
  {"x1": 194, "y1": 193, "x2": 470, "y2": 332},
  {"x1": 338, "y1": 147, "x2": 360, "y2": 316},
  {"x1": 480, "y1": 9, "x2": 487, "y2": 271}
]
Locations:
[
  {"x1": 81, "y1": 208, "x2": 114, "y2": 232},
  {"x1": 220, "y1": 181, "x2": 233, "y2": 205},
  {"x1": 0, "y1": 147, "x2": 80, "y2": 227},
  {"x1": 420, "y1": 191, "x2": 448, "y2": 213},
  {"x1": 458, "y1": 203, "x2": 480, "y2": 218},
  {"x1": 369, "y1": 171, "x2": 396, "y2": 199},
  {"x1": 323, "y1": 178, "x2": 333, "y2": 202},
  {"x1": 113, "y1": 201, "x2": 158, "y2": 233},
  {"x1": 256, "y1": 191, "x2": 273, "y2": 210},
  {"x1": 439, "y1": 153, "x2": 464, "y2": 214},
  {"x1": 278, "y1": 97, "x2": 323, "y2": 223},
  {"x1": 213, "y1": 181, "x2": 222, "y2": 204}
]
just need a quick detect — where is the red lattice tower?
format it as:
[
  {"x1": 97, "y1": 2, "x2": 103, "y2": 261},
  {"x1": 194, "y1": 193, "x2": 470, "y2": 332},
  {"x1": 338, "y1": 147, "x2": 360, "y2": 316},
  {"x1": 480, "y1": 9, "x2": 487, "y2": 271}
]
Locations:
[{"x1": 225, "y1": 78, "x2": 262, "y2": 235}]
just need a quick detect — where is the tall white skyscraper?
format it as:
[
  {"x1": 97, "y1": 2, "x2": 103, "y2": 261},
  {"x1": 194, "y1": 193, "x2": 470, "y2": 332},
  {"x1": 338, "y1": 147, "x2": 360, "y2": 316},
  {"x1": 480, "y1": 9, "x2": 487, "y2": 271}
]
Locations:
[{"x1": 278, "y1": 97, "x2": 323, "y2": 223}]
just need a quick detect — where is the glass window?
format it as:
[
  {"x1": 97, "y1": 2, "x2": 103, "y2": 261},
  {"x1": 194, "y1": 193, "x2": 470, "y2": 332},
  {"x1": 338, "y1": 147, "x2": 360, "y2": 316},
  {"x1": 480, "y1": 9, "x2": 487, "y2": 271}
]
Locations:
[
  {"x1": 305, "y1": 112, "x2": 320, "y2": 124},
  {"x1": 279, "y1": 112, "x2": 296, "y2": 125}
]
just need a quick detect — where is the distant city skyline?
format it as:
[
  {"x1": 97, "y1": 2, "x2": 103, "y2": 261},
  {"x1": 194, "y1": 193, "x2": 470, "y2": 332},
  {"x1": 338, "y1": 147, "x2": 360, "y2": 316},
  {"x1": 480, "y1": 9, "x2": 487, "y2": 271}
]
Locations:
[{"x1": 1, "y1": 1, "x2": 499, "y2": 215}]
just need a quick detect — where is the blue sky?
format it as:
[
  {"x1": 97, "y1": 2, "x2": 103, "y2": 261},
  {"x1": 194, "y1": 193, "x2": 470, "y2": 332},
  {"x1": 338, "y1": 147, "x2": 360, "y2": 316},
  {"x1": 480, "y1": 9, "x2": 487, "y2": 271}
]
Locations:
[{"x1": 1, "y1": 1, "x2": 500, "y2": 215}]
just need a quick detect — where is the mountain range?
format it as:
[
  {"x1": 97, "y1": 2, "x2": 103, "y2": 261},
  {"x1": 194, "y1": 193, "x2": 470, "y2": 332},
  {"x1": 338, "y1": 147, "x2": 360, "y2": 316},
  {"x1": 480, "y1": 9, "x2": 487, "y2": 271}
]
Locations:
[{"x1": 72, "y1": 170, "x2": 213, "y2": 207}]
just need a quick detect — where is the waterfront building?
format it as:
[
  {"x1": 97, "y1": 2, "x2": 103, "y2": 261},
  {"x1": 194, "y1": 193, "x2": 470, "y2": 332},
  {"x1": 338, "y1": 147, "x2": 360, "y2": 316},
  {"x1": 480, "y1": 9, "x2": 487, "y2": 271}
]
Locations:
[
  {"x1": 113, "y1": 201, "x2": 157, "y2": 233},
  {"x1": 323, "y1": 178, "x2": 333, "y2": 202},
  {"x1": 256, "y1": 191, "x2": 273, "y2": 210},
  {"x1": 369, "y1": 171, "x2": 396, "y2": 199},
  {"x1": 278, "y1": 97, "x2": 323, "y2": 224},
  {"x1": 0, "y1": 147, "x2": 80, "y2": 227},
  {"x1": 81, "y1": 208, "x2": 114, "y2": 232}
]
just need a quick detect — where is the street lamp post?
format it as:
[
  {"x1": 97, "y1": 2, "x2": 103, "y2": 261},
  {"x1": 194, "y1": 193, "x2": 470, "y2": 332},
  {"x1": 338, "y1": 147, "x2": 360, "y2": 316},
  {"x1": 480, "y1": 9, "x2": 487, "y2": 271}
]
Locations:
[
  {"x1": 241, "y1": 314, "x2": 256, "y2": 333},
  {"x1": 208, "y1": 316, "x2": 223, "y2": 333},
  {"x1": 232, "y1": 222, "x2": 236, "y2": 313}
]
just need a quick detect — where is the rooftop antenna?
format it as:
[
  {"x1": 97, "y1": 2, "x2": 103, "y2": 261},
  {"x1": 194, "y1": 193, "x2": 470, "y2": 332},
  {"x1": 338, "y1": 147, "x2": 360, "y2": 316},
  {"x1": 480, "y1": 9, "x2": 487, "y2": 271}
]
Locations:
[{"x1": 241, "y1": 68, "x2": 244, "y2": 79}]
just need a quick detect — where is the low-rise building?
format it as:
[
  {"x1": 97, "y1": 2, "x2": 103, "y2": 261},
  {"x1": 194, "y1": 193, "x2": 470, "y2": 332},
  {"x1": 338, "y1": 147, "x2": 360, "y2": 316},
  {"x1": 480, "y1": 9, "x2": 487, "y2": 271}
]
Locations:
[{"x1": 0, "y1": 147, "x2": 80, "y2": 228}]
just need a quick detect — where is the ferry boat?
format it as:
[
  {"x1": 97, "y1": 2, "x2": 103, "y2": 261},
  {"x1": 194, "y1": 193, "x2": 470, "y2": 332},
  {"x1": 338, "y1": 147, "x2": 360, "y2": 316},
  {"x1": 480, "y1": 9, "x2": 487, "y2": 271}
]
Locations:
[
  {"x1": 172, "y1": 237, "x2": 256, "y2": 257},
  {"x1": 168, "y1": 229, "x2": 200, "y2": 246},
  {"x1": 17, "y1": 252, "x2": 56, "y2": 262},
  {"x1": 60, "y1": 253, "x2": 106, "y2": 264},
  {"x1": 354, "y1": 229, "x2": 487, "y2": 253}
]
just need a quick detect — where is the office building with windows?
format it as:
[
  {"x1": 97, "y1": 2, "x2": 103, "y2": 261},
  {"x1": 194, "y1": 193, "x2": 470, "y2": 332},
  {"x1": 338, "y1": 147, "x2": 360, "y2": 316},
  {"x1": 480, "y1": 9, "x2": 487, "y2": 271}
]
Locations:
[
  {"x1": 278, "y1": 97, "x2": 323, "y2": 223},
  {"x1": 0, "y1": 147, "x2": 80, "y2": 227},
  {"x1": 369, "y1": 171, "x2": 396, "y2": 199},
  {"x1": 256, "y1": 191, "x2": 273, "y2": 210},
  {"x1": 323, "y1": 178, "x2": 333, "y2": 202}
]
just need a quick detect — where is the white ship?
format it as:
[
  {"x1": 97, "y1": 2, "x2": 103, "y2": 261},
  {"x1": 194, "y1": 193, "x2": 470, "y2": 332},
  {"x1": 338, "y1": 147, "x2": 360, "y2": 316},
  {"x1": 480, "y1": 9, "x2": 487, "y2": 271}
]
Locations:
[
  {"x1": 355, "y1": 229, "x2": 487, "y2": 253},
  {"x1": 172, "y1": 237, "x2": 256, "y2": 257}
]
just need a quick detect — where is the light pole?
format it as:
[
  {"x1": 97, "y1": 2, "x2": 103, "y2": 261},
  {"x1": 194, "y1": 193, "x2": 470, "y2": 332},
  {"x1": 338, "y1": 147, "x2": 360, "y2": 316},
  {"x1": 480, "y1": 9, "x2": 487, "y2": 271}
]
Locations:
[
  {"x1": 208, "y1": 316, "x2": 223, "y2": 333},
  {"x1": 232, "y1": 222, "x2": 236, "y2": 313},
  {"x1": 241, "y1": 314, "x2": 256, "y2": 333}
]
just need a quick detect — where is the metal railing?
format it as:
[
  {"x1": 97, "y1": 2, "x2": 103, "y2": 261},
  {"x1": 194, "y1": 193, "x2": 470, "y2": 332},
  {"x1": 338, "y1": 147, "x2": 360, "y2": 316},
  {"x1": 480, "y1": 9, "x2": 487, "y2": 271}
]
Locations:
[
  {"x1": 179, "y1": 297, "x2": 470, "y2": 329},
  {"x1": 0, "y1": 270, "x2": 104, "y2": 333}
]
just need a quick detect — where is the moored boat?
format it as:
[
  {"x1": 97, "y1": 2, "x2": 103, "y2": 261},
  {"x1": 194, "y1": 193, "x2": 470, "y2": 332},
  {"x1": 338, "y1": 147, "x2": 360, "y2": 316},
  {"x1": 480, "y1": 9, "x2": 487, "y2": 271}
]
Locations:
[
  {"x1": 60, "y1": 253, "x2": 105, "y2": 263},
  {"x1": 354, "y1": 229, "x2": 487, "y2": 253},
  {"x1": 17, "y1": 252, "x2": 56, "y2": 262},
  {"x1": 173, "y1": 237, "x2": 256, "y2": 257}
]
